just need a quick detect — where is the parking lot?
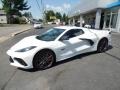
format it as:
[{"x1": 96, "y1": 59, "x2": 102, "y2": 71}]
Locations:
[{"x1": 0, "y1": 26, "x2": 120, "y2": 90}]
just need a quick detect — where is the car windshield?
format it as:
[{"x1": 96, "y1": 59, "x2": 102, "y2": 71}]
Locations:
[{"x1": 36, "y1": 28, "x2": 65, "y2": 41}]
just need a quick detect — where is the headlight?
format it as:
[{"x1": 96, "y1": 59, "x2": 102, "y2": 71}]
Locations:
[{"x1": 15, "y1": 46, "x2": 36, "y2": 52}]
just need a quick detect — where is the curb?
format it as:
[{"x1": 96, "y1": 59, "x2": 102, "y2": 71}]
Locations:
[{"x1": 11, "y1": 28, "x2": 32, "y2": 37}]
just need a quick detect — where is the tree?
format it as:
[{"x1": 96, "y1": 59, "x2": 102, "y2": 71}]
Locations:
[
  {"x1": 23, "y1": 12, "x2": 33, "y2": 19},
  {"x1": 1, "y1": 0, "x2": 30, "y2": 23},
  {"x1": 55, "y1": 12, "x2": 62, "y2": 20},
  {"x1": 38, "y1": 19, "x2": 43, "y2": 22},
  {"x1": 45, "y1": 10, "x2": 55, "y2": 22},
  {"x1": 62, "y1": 13, "x2": 66, "y2": 22},
  {"x1": 62, "y1": 13, "x2": 68, "y2": 24}
]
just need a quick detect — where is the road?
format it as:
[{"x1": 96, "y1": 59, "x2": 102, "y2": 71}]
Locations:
[{"x1": 0, "y1": 25, "x2": 120, "y2": 90}]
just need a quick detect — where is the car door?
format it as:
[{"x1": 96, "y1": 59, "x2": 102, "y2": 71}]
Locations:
[{"x1": 56, "y1": 29, "x2": 91, "y2": 61}]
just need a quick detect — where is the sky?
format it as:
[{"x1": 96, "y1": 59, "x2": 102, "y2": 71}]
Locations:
[{"x1": 0, "y1": 0, "x2": 80, "y2": 19}]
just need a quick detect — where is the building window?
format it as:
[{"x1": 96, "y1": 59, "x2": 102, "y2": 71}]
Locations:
[
  {"x1": 111, "y1": 13, "x2": 118, "y2": 28},
  {"x1": 105, "y1": 7, "x2": 118, "y2": 29},
  {"x1": 105, "y1": 14, "x2": 110, "y2": 28}
]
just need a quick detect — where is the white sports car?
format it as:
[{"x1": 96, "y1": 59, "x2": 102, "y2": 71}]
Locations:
[{"x1": 7, "y1": 26, "x2": 111, "y2": 70}]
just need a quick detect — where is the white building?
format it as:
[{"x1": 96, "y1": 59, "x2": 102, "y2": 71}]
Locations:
[
  {"x1": 69, "y1": 0, "x2": 120, "y2": 32},
  {"x1": 0, "y1": 10, "x2": 7, "y2": 24}
]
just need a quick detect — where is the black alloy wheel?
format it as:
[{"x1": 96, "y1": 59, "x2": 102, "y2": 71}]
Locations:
[
  {"x1": 33, "y1": 50, "x2": 55, "y2": 70},
  {"x1": 97, "y1": 38, "x2": 108, "y2": 53}
]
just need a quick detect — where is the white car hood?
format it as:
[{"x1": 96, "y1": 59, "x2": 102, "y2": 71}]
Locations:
[{"x1": 10, "y1": 35, "x2": 47, "y2": 51}]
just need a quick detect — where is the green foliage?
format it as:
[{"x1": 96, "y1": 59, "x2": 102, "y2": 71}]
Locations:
[
  {"x1": 1, "y1": 0, "x2": 30, "y2": 23},
  {"x1": 62, "y1": 13, "x2": 68, "y2": 23},
  {"x1": 45, "y1": 10, "x2": 63, "y2": 22},
  {"x1": 55, "y1": 12, "x2": 62, "y2": 20},
  {"x1": 45, "y1": 10, "x2": 68, "y2": 23},
  {"x1": 39, "y1": 19, "x2": 43, "y2": 22},
  {"x1": 12, "y1": 17, "x2": 20, "y2": 24},
  {"x1": 2, "y1": 0, "x2": 30, "y2": 15},
  {"x1": 23, "y1": 12, "x2": 32, "y2": 18},
  {"x1": 45, "y1": 10, "x2": 55, "y2": 22}
]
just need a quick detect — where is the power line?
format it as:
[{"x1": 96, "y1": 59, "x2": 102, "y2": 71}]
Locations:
[
  {"x1": 35, "y1": 0, "x2": 46, "y2": 23},
  {"x1": 35, "y1": 0, "x2": 41, "y2": 13},
  {"x1": 35, "y1": 0, "x2": 45, "y2": 20}
]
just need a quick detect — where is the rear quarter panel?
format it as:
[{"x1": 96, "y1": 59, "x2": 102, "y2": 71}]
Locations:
[
  {"x1": 89, "y1": 29, "x2": 110, "y2": 39},
  {"x1": 89, "y1": 29, "x2": 111, "y2": 45}
]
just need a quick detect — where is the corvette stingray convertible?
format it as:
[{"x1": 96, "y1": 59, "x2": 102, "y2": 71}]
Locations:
[{"x1": 7, "y1": 26, "x2": 111, "y2": 70}]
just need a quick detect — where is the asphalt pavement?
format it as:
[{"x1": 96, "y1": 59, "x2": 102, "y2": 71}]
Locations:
[{"x1": 0, "y1": 25, "x2": 120, "y2": 90}]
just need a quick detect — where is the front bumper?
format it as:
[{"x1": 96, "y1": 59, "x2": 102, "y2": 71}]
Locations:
[{"x1": 7, "y1": 50, "x2": 35, "y2": 69}]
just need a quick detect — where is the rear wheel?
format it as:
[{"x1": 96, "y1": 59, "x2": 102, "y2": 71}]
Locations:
[
  {"x1": 97, "y1": 38, "x2": 108, "y2": 53},
  {"x1": 33, "y1": 50, "x2": 55, "y2": 70}
]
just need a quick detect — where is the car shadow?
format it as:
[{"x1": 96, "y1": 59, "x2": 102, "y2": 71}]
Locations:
[
  {"x1": 35, "y1": 27, "x2": 44, "y2": 29},
  {"x1": 18, "y1": 45, "x2": 113, "y2": 72},
  {"x1": 107, "y1": 45, "x2": 113, "y2": 50},
  {"x1": 18, "y1": 51, "x2": 97, "y2": 72},
  {"x1": 55, "y1": 51, "x2": 97, "y2": 66},
  {"x1": 53, "y1": 45, "x2": 113, "y2": 66}
]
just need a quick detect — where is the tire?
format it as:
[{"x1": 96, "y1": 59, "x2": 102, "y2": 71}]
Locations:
[
  {"x1": 33, "y1": 50, "x2": 55, "y2": 70},
  {"x1": 97, "y1": 38, "x2": 108, "y2": 53}
]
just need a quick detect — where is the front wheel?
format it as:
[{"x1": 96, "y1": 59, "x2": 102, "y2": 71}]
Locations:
[
  {"x1": 97, "y1": 38, "x2": 108, "y2": 53},
  {"x1": 33, "y1": 50, "x2": 55, "y2": 70}
]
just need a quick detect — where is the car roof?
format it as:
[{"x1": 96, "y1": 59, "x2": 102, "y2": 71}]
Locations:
[{"x1": 54, "y1": 26, "x2": 84, "y2": 30}]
